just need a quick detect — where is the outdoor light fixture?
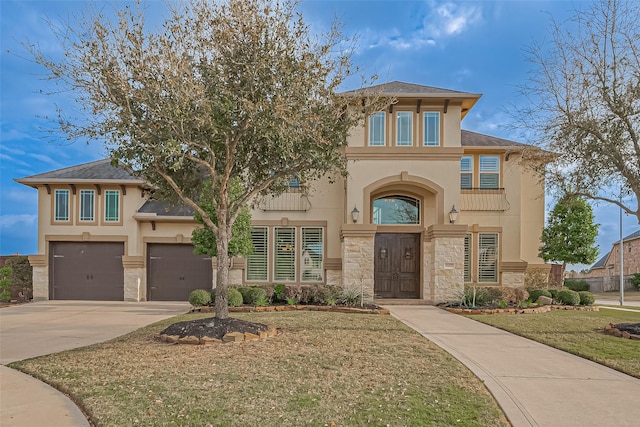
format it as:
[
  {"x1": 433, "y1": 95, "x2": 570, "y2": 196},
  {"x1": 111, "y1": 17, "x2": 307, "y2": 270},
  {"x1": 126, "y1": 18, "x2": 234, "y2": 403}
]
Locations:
[
  {"x1": 449, "y1": 205, "x2": 459, "y2": 224},
  {"x1": 351, "y1": 206, "x2": 360, "y2": 223}
]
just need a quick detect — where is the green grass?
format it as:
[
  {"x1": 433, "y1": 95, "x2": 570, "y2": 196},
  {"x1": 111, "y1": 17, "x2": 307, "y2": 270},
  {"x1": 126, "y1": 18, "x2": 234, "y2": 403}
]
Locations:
[
  {"x1": 467, "y1": 309, "x2": 640, "y2": 378},
  {"x1": 10, "y1": 312, "x2": 508, "y2": 427}
]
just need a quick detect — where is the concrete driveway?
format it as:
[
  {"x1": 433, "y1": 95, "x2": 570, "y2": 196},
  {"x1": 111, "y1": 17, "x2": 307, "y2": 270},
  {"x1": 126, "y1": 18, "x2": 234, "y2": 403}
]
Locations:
[{"x1": 0, "y1": 300, "x2": 190, "y2": 427}]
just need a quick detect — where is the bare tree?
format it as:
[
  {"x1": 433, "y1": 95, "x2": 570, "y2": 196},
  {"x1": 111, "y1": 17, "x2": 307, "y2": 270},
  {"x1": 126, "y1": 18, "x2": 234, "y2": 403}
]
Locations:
[
  {"x1": 516, "y1": 0, "x2": 640, "y2": 222},
  {"x1": 28, "y1": 0, "x2": 387, "y2": 318}
]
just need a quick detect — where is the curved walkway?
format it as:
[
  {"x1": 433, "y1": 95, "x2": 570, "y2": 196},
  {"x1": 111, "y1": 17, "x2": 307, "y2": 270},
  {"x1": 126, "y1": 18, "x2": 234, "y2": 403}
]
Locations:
[
  {"x1": 0, "y1": 301, "x2": 189, "y2": 427},
  {"x1": 386, "y1": 305, "x2": 640, "y2": 427}
]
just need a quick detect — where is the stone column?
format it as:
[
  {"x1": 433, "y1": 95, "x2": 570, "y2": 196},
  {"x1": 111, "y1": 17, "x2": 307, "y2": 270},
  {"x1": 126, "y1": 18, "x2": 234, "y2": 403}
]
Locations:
[
  {"x1": 502, "y1": 261, "x2": 528, "y2": 288},
  {"x1": 340, "y1": 225, "x2": 377, "y2": 303},
  {"x1": 426, "y1": 225, "x2": 468, "y2": 303},
  {"x1": 28, "y1": 255, "x2": 48, "y2": 301},
  {"x1": 123, "y1": 256, "x2": 145, "y2": 301}
]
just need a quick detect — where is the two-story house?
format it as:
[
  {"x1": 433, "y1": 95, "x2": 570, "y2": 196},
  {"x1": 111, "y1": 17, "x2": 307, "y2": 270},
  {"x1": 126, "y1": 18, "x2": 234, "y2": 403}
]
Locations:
[{"x1": 16, "y1": 81, "x2": 546, "y2": 302}]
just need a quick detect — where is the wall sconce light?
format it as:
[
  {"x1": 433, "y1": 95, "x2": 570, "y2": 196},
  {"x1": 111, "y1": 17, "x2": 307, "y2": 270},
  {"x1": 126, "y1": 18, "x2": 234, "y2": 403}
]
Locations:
[
  {"x1": 351, "y1": 206, "x2": 360, "y2": 223},
  {"x1": 449, "y1": 205, "x2": 459, "y2": 224}
]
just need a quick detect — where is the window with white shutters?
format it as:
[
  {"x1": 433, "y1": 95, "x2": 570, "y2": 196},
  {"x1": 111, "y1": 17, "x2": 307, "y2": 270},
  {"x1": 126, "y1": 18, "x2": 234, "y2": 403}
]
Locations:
[
  {"x1": 301, "y1": 227, "x2": 323, "y2": 282},
  {"x1": 464, "y1": 234, "x2": 471, "y2": 282},
  {"x1": 478, "y1": 233, "x2": 498, "y2": 282},
  {"x1": 274, "y1": 227, "x2": 296, "y2": 281},
  {"x1": 461, "y1": 156, "x2": 473, "y2": 189},
  {"x1": 247, "y1": 227, "x2": 268, "y2": 281},
  {"x1": 479, "y1": 156, "x2": 500, "y2": 189}
]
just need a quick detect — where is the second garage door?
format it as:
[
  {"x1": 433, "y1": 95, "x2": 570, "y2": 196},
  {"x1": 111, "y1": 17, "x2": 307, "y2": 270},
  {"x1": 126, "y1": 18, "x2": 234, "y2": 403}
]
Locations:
[{"x1": 147, "y1": 244, "x2": 213, "y2": 301}]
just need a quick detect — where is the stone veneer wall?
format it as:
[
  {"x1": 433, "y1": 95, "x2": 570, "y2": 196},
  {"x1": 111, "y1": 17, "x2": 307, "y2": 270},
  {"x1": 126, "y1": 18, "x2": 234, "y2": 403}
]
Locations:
[
  {"x1": 31, "y1": 265, "x2": 48, "y2": 301},
  {"x1": 325, "y1": 269, "x2": 342, "y2": 287},
  {"x1": 431, "y1": 236, "x2": 465, "y2": 303},
  {"x1": 341, "y1": 235, "x2": 375, "y2": 303},
  {"x1": 422, "y1": 240, "x2": 433, "y2": 301},
  {"x1": 501, "y1": 271, "x2": 525, "y2": 288},
  {"x1": 124, "y1": 267, "x2": 145, "y2": 301}
]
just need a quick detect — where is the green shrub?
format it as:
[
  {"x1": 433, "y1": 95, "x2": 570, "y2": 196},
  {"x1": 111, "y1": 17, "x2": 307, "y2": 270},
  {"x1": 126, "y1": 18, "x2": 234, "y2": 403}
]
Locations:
[
  {"x1": 284, "y1": 284, "x2": 302, "y2": 302},
  {"x1": 578, "y1": 291, "x2": 595, "y2": 306},
  {"x1": 548, "y1": 288, "x2": 559, "y2": 299},
  {"x1": 528, "y1": 289, "x2": 552, "y2": 303},
  {"x1": 0, "y1": 266, "x2": 12, "y2": 303},
  {"x1": 630, "y1": 273, "x2": 640, "y2": 291},
  {"x1": 227, "y1": 288, "x2": 243, "y2": 307},
  {"x1": 236, "y1": 286, "x2": 252, "y2": 303},
  {"x1": 273, "y1": 284, "x2": 286, "y2": 302},
  {"x1": 564, "y1": 280, "x2": 589, "y2": 292},
  {"x1": 556, "y1": 289, "x2": 580, "y2": 306},
  {"x1": 188, "y1": 289, "x2": 212, "y2": 307},
  {"x1": 256, "y1": 284, "x2": 274, "y2": 300},
  {"x1": 340, "y1": 287, "x2": 363, "y2": 306},
  {"x1": 244, "y1": 287, "x2": 267, "y2": 305},
  {"x1": 462, "y1": 286, "x2": 491, "y2": 307}
]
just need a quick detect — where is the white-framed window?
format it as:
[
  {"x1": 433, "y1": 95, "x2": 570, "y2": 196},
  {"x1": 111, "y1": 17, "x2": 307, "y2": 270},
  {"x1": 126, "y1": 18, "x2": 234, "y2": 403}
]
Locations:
[
  {"x1": 369, "y1": 112, "x2": 386, "y2": 146},
  {"x1": 478, "y1": 233, "x2": 498, "y2": 282},
  {"x1": 104, "y1": 190, "x2": 120, "y2": 222},
  {"x1": 79, "y1": 190, "x2": 95, "y2": 222},
  {"x1": 464, "y1": 234, "x2": 472, "y2": 282},
  {"x1": 396, "y1": 111, "x2": 413, "y2": 146},
  {"x1": 479, "y1": 155, "x2": 500, "y2": 189},
  {"x1": 423, "y1": 112, "x2": 440, "y2": 146},
  {"x1": 274, "y1": 227, "x2": 296, "y2": 281},
  {"x1": 301, "y1": 227, "x2": 323, "y2": 282},
  {"x1": 461, "y1": 156, "x2": 473, "y2": 189},
  {"x1": 246, "y1": 227, "x2": 268, "y2": 281},
  {"x1": 54, "y1": 189, "x2": 70, "y2": 221}
]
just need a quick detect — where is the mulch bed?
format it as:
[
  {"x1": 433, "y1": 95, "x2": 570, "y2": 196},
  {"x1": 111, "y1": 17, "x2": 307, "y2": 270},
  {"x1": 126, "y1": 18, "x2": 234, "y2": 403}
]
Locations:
[
  {"x1": 441, "y1": 305, "x2": 599, "y2": 315},
  {"x1": 603, "y1": 323, "x2": 640, "y2": 340},
  {"x1": 159, "y1": 317, "x2": 270, "y2": 340}
]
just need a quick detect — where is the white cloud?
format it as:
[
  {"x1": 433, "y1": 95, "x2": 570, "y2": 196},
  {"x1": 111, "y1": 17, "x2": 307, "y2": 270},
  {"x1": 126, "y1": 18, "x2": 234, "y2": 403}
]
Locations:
[
  {"x1": 431, "y1": 3, "x2": 482, "y2": 36},
  {"x1": 0, "y1": 214, "x2": 37, "y2": 231},
  {"x1": 28, "y1": 153, "x2": 62, "y2": 167}
]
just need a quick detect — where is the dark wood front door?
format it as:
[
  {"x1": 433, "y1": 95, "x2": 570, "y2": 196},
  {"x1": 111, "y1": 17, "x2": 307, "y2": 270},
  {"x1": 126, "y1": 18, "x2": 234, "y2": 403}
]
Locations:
[{"x1": 374, "y1": 233, "x2": 420, "y2": 298}]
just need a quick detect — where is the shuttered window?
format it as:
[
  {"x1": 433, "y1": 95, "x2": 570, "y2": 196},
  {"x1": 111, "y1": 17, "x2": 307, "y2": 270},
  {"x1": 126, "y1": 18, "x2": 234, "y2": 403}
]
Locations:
[
  {"x1": 464, "y1": 234, "x2": 471, "y2": 282},
  {"x1": 301, "y1": 227, "x2": 323, "y2": 282},
  {"x1": 396, "y1": 112, "x2": 413, "y2": 146},
  {"x1": 54, "y1": 189, "x2": 69, "y2": 221},
  {"x1": 274, "y1": 227, "x2": 296, "y2": 281},
  {"x1": 479, "y1": 156, "x2": 500, "y2": 189},
  {"x1": 247, "y1": 227, "x2": 268, "y2": 281},
  {"x1": 461, "y1": 156, "x2": 473, "y2": 189},
  {"x1": 104, "y1": 190, "x2": 120, "y2": 222},
  {"x1": 423, "y1": 112, "x2": 440, "y2": 146},
  {"x1": 369, "y1": 112, "x2": 386, "y2": 146},
  {"x1": 79, "y1": 190, "x2": 95, "y2": 221},
  {"x1": 478, "y1": 233, "x2": 498, "y2": 282}
]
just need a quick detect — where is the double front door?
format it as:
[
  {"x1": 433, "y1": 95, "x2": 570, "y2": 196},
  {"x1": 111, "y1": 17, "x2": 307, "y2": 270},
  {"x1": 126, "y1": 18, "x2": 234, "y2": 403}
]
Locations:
[{"x1": 374, "y1": 233, "x2": 420, "y2": 298}]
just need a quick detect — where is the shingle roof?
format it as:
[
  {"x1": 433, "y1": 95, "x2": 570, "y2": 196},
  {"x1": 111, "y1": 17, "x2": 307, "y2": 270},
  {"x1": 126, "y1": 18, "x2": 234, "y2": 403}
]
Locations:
[
  {"x1": 461, "y1": 130, "x2": 528, "y2": 148},
  {"x1": 590, "y1": 229, "x2": 640, "y2": 269},
  {"x1": 15, "y1": 159, "x2": 144, "y2": 185},
  {"x1": 342, "y1": 80, "x2": 481, "y2": 97},
  {"x1": 137, "y1": 200, "x2": 194, "y2": 217},
  {"x1": 623, "y1": 230, "x2": 640, "y2": 241},
  {"x1": 591, "y1": 253, "x2": 609, "y2": 269}
]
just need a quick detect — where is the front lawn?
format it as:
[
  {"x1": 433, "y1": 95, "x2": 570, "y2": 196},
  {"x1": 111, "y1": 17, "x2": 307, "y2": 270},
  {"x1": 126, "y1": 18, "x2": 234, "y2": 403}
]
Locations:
[
  {"x1": 467, "y1": 309, "x2": 640, "y2": 378},
  {"x1": 10, "y1": 311, "x2": 508, "y2": 427}
]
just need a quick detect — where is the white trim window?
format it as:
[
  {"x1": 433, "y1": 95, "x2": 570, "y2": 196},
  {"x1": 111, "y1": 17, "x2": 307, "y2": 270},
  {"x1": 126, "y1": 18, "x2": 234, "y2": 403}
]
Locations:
[
  {"x1": 246, "y1": 227, "x2": 268, "y2": 281},
  {"x1": 460, "y1": 156, "x2": 473, "y2": 189},
  {"x1": 274, "y1": 227, "x2": 296, "y2": 281},
  {"x1": 464, "y1": 234, "x2": 472, "y2": 282},
  {"x1": 79, "y1": 189, "x2": 95, "y2": 222},
  {"x1": 396, "y1": 111, "x2": 413, "y2": 146},
  {"x1": 479, "y1": 155, "x2": 500, "y2": 189},
  {"x1": 369, "y1": 112, "x2": 386, "y2": 146},
  {"x1": 478, "y1": 233, "x2": 498, "y2": 282},
  {"x1": 104, "y1": 190, "x2": 120, "y2": 222},
  {"x1": 54, "y1": 189, "x2": 70, "y2": 221},
  {"x1": 301, "y1": 227, "x2": 323, "y2": 282},
  {"x1": 423, "y1": 112, "x2": 440, "y2": 146}
]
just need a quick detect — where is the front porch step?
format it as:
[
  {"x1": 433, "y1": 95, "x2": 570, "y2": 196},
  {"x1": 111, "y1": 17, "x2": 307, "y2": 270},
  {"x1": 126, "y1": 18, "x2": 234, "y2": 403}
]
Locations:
[{"x1": 375, "y1": 299, "x2": 434, "y2": 306}]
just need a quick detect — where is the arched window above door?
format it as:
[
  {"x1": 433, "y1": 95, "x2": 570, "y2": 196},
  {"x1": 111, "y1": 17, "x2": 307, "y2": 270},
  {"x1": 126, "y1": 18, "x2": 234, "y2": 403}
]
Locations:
[{"x1": 372, "y1": 195, "x2": 420, "y2": 224}]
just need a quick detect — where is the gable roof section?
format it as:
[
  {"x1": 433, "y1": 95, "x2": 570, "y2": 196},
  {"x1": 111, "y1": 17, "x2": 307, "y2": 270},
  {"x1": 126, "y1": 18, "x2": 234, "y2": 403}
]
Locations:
[
  {"x1": 591, "y1": 253, "x2": 609, "y2": 269},
  {"x1": 15, "y1": 159, "x2": 146, "y2": 187},
  {"x1": 461, "y1": 130, "x2": 528, "y2": 149},
  {"x1": 137, "y1": 200, "x2": 194, "y2": 217},
  {"x1": 590, "y1": 229, "x2": 640, "y2": 269}
]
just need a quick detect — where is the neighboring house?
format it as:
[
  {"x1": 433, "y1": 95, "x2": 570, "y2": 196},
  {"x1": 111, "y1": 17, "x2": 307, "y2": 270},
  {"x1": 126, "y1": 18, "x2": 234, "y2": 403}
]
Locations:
[
  {"x1": 16, "y1": 81, "x2": 546, "y2": 302},
  {"x1": 568, "y1": 230, "x2": 640, "y2": 292}
]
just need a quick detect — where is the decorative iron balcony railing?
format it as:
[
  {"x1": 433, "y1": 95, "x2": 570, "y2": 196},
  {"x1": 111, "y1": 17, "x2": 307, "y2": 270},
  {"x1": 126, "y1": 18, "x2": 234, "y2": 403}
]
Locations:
[{"x1": 460, "y1": 188, "x2": 510, "y2": 211}]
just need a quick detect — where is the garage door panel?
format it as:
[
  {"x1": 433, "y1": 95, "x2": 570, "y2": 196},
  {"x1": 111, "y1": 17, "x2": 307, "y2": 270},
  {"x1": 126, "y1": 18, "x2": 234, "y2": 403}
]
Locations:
[
  {"x1": 148, "y1": 244, "x2": 212, "y2": 301},
  {"x1": 50, "y1": 242, "x2": 124, "y2": 300}
]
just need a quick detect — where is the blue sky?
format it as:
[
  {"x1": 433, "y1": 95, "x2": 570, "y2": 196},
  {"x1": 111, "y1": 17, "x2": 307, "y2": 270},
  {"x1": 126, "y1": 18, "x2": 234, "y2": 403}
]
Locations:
[{"x1": 1, "y1": 0, "x2": 637, "y2": 267}]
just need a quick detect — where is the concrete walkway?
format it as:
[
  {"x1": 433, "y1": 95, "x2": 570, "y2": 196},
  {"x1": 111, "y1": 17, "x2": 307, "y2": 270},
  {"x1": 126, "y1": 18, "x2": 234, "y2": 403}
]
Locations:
[
  {"x1": 387, "y1": 305, "x2": 640, "y2": 427},
  {"x1": 0, "y1": 301, "x2": 189, "y2": 427}
]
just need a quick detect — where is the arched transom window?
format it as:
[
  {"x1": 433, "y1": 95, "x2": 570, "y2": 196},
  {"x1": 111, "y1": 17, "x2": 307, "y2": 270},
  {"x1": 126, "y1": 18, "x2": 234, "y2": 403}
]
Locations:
[{"x1": 372, "y1": 195, "x2": 420, "y2": 224}]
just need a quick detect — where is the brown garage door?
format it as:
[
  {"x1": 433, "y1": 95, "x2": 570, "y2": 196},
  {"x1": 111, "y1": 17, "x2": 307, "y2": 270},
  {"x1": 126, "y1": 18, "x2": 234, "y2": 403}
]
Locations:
[
  {"x1": 147, "y1": 244, "x2": 213, "y2": 301},
  {"x1": 50, "y1": 242, "x2": 124, "y2": 300}
]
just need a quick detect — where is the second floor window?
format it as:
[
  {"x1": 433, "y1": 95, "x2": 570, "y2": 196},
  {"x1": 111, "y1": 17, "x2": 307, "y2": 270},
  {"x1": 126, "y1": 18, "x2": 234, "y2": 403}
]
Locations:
[
  {"x1": 369, "y1": 112, "x2": 386, "y2": 146},
  {"x1": 479, "y1": 156, "x2": 500, "y2": 188},
  {"x1": 79, "y1": 190, "x2": 95, "y2": 221},
  {"x1": 460, "y1": 156, "x2": 473, "y2": 189},
  {"x1": 396, "y1": 112, "x2": 413, "y2": 146},
  {"x1": 54, "y1": 189, "x2": 69, "y2": 222},
  {"x1": 104, "y1": 190, "x2": 120, "y2": 222},
  {"x1": 423, "y1": 112, "x2": 440, "y2": 146}
]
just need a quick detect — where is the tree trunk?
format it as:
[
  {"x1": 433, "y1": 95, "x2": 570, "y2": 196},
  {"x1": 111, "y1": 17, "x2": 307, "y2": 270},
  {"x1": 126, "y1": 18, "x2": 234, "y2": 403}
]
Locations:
[{"x1": 214, "y1": 225, "x2": 231, "y2": 319}]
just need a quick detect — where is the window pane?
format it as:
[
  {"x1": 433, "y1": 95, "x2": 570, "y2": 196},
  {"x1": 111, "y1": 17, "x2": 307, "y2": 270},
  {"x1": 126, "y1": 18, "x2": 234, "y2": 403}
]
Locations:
[
  {"x1": 479, "y1": 174, "x2": 499, "y2": 189},
  {"x1": 479, "y1": 156, "x2": 499, "y2": 172},
  {"x1": 372, "y1": 195, "x2": 420, "y2": 224},
  {"x1": 105, "y1": 190, "x2": 120, "y2": 222},
  {"x1": 247, "y1": 227, "x2": 268, "y2": 281},
  {"x1": 396, "y1": 112, "x2": 413, "y2": 146},
  {"x1": 461, "y1": 173, "x2": 473, "y2": 189},
  {"x1": 274, "y1": 228, "x2": 295, "y2": 281},
  {"x1": 478, "y1": 233, "x2": 498, "y2": 282},
  {"x1": 460, "y1": 156, "x2": 473, "y2": 172},
  {"x1": 80, "y1": 190, "x2": 95, "y2": 221},
  {"x1": 301, "y1": 227, "x2": 323, "y2": 282},
  {"x1": 369, "y1": 112, "x2": 385, "y2": 146},
  {"x1": 423, "y1": 112, "x2": 440, "y2": 146},
  {"x1": 464, "y1": 234, "x2": 471, "y2": 282},
  {"x1": 54, "y1": 190, "x2": 69, "y2": 221}
]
